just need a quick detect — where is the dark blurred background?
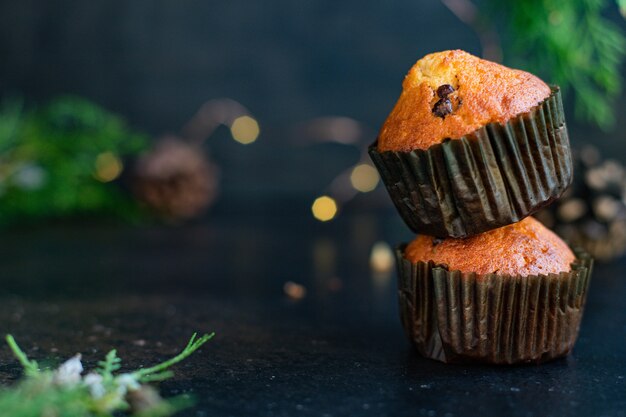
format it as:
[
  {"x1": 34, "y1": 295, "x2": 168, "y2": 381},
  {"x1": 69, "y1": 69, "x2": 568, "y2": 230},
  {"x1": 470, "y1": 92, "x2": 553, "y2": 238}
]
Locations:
[
  {"x1": 0, "y1": 0, "x2": 625, "y2": 257},
  {"x1": 0, "y1": 2, "x2": 622, "y2": 191}
]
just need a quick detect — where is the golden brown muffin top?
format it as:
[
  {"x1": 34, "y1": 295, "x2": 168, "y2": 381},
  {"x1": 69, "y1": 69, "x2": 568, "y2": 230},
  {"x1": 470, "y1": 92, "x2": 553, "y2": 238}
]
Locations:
[
  {"x1": 378, "y1": 50, "x2": 551, "y2": 152},
  {"x1": 404, "y1": 217, "x2": 575, "y2": 276}
]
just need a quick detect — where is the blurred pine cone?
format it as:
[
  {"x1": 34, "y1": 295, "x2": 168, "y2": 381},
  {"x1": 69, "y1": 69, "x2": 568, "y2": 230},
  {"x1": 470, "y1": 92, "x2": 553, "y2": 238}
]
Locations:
[
  {"x1": 536, "y1": 145, "x2": 626, "y2": 261},
  {"x1": 133, "y1": 137, "x2": 218, "y2": 220}
]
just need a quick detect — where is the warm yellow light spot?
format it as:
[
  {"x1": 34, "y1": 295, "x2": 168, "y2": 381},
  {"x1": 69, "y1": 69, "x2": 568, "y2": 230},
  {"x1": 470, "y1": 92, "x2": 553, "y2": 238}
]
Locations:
[
  {"x1": 350, "y1": 164, "x2": 379, "y2": 192},
  {"x1": 370, "y1": 241, "x2": 394, "y2": 274},
  {"x1": 94, "y1": 152, "x2": 123, "y2": 182},
  {"x1": 230, "y1": 116, "x2": 260, "y2": 144},
  {"x1": 311, "y1": 195, "x2": 338, "y2": 222},
  {"x1": 370, "y1": 241, "x2": 394, "y2": 288}
]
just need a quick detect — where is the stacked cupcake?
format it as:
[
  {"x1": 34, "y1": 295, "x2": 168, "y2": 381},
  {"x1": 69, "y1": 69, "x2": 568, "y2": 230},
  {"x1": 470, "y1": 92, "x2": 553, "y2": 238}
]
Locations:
[{"x1": 369, "y1": 50, "x2": 593, "y2": 364}]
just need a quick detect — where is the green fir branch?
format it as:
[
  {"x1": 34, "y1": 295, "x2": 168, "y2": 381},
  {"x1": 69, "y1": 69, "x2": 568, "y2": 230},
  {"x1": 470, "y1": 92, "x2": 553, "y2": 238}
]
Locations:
[
  {"x1": 617, "y1": 0, "x2": 626, "y2": 16},
  {"x1": 455, "y1": 0, "x2": 626, "y2": 130},
  {"x1": 0, "y1": 333, "x2": 214, "y2": 417},
  {"x1": 97, "y1": 349, "x2": 122, "y2": 383},
  {"x1": 0, "y1": 96, "x2": 150, "y2": 226},
  {"x1": 5, "y1": 335, "x2": 39, "y2": 376},
  {"x1": 132, "y1": 332, "x2": 215, "y2": 382}
]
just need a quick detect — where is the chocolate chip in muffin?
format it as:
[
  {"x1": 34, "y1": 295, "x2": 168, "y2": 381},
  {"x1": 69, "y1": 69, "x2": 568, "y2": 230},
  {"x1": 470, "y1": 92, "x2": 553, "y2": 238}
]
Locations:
[
  {"x1": 436, "y1": 84, "x2": 455, "y2": 98},
  {"x1": 432, "y1": 98, "x2": 453, "y2": 118},
  {"x1": 432, "y1": 237, "x2": 444, "y2": 246}
]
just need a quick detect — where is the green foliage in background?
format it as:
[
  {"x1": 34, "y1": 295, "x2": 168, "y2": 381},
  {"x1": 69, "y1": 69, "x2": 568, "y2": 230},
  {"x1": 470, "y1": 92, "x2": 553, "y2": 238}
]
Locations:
[
  {"x1": 487, "y1": 0, "x2": 626, "y2": 130},
  {"x1": 0, "y1": 96, "x2": 148, "y2": 226}
]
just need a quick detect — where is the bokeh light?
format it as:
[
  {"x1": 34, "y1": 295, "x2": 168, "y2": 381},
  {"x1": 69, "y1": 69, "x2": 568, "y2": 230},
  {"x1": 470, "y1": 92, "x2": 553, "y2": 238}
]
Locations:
[
  {"x1": 370, "y1": 241, "x2": 394, "y2": 274},
  {"x1": 230, "y1": 115, "x2": 260, "y2": 144},
  {"x1": 94, "y1": 152, "x2": 123, "y2": 182},
  {"x1": 350, "y1": 163, "x2": 379, "y2": 192},
  {"x1": 311, "y1": 195, "x2": 338, "y2": 222},
  {"x1": 283, "y1": 281, "x2": 307, "y2": 300}
]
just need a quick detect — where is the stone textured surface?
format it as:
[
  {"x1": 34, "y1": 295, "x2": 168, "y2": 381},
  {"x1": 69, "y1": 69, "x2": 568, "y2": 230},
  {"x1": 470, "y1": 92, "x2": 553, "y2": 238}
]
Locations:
[{"x1": 0, "y1": 213, "x2": 623, "y2": 416}]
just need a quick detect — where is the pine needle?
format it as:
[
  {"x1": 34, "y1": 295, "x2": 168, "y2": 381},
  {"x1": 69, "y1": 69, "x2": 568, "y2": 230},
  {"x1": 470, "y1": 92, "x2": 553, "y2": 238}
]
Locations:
[
  {"x1": 132, "y1": 333, "x2": 215, "y2": 382},
  {"x1": 5, "y1": 335, "x2": 39, "y2": 376}
]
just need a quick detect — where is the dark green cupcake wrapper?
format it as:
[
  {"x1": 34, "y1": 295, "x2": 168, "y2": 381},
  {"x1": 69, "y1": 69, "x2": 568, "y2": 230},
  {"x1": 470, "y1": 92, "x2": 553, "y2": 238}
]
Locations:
[
  {"x1": 396, "y1": 245, "x2": 593, "y2": 364},
  {"x1": 369, "y1": 87, "x2": 573, "y2": 238}
]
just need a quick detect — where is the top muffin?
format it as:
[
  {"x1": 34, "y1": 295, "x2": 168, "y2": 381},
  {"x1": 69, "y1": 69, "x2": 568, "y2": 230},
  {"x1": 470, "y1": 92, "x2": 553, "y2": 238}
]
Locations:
[{"x1": 377, "y1": 50, "x2": 551, "y2": 152}]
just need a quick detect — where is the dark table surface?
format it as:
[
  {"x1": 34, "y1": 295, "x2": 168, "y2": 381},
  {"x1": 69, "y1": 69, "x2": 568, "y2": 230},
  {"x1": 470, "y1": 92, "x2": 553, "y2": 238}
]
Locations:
[{"x1": 0, "y1": 212, "x2": 624, "y2": 417}]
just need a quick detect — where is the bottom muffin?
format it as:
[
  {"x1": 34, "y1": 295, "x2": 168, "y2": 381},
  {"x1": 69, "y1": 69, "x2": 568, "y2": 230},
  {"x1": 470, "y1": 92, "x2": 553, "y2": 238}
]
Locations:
[{"x1": 397, "y1": 217, "x2": 593, "y2": 364}]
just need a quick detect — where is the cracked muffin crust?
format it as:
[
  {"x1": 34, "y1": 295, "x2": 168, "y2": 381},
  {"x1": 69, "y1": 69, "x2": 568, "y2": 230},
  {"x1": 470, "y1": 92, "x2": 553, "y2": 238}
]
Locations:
[
  {"x1": 377, "y1": 50, "x2": 551, "y2": 152},
  {"x1": 404, "y1": 216, "x2": 575, "y2": 276}
]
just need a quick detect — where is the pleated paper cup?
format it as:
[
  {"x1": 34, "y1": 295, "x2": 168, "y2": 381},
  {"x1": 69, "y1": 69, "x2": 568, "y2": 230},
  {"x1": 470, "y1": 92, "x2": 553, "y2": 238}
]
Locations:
[
  {"x1": 396, "y1": 245, "x2": 593, "y2": 365},
  {"x1": 369, "y1": 87, "x2": 572, "y2": 238}
]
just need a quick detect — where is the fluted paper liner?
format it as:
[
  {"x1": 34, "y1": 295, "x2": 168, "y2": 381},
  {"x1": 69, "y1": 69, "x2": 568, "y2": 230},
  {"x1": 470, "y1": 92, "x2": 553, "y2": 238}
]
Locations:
[
  {"x1": 396, "y1": 246, "x2": 593, "y2": 364},
  {"x1": 369, "y1": 87, "x2": 572, "y2": 238}
]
